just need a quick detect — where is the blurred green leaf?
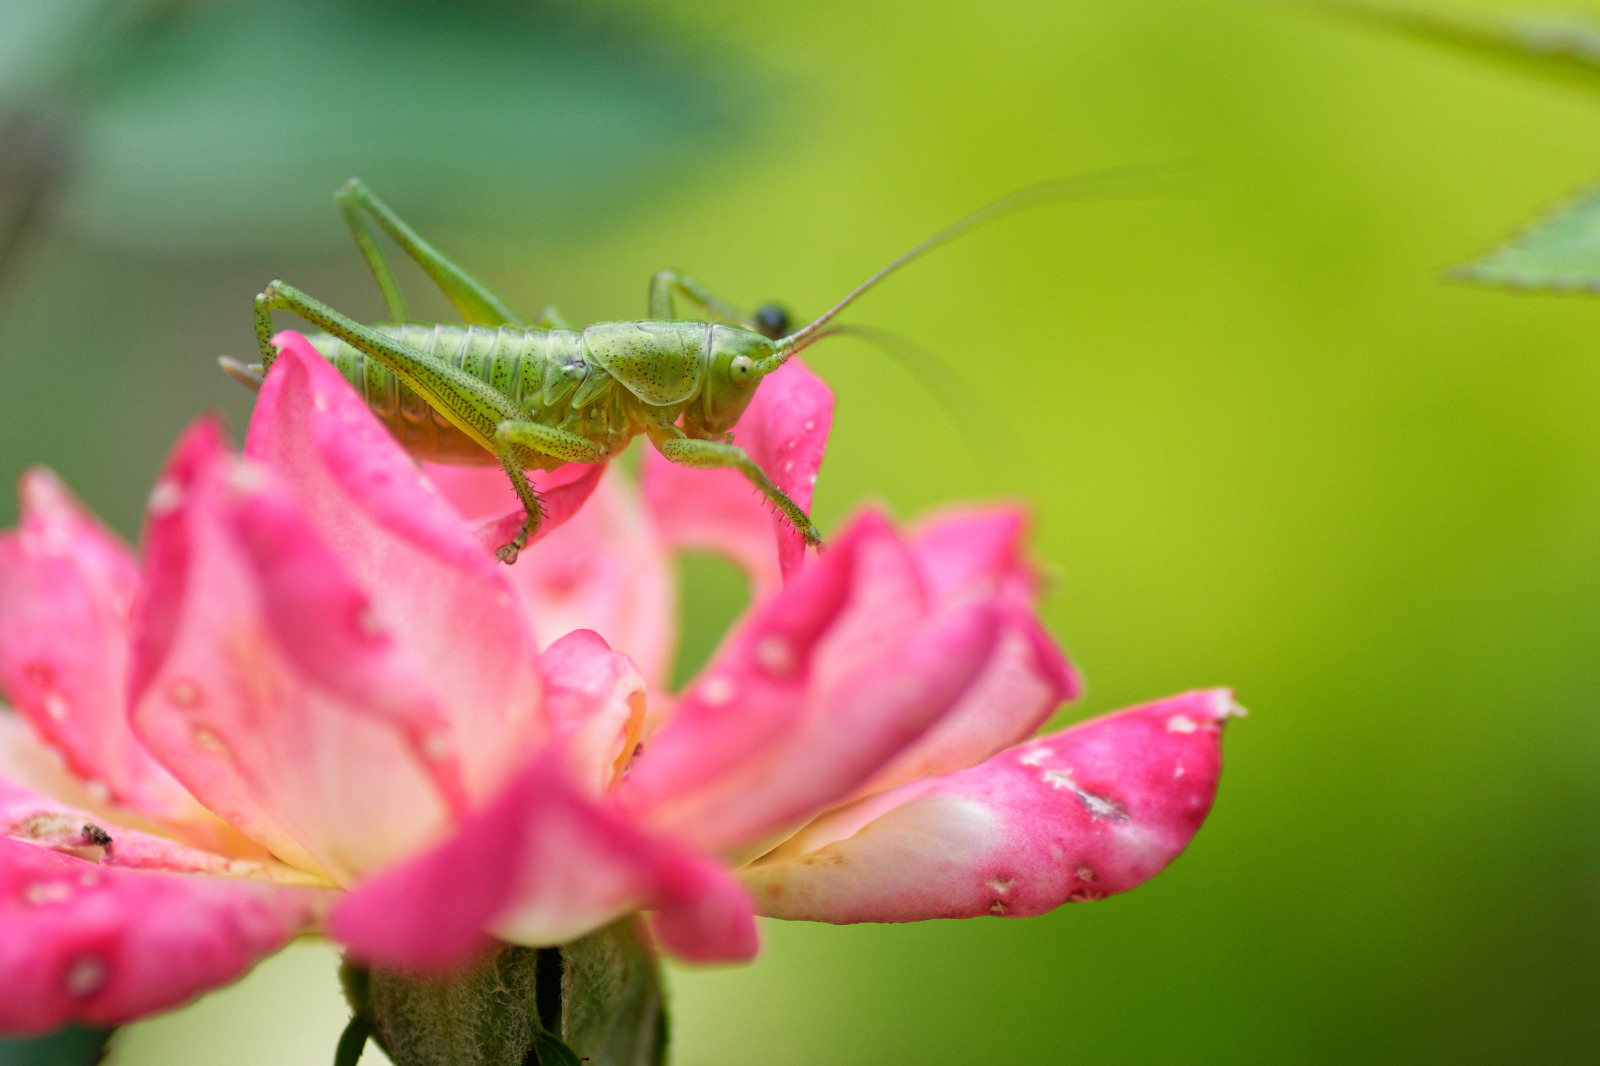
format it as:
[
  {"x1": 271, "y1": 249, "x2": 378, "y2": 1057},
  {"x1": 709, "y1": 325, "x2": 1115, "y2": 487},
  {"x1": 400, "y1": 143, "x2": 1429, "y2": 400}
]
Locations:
[
  {"x1": 1313, "y1": 1, "x2": 1600, "y2": 97},
  {"x1": 0, "y1": 1027, "x2": 113, "y2": 1066},
  {"x1": 1456, "y1": 183, "x2": 1600, "y2": 290},
  {"x1": 51, "y1": 0, "x2": 749, "y2": 253}
]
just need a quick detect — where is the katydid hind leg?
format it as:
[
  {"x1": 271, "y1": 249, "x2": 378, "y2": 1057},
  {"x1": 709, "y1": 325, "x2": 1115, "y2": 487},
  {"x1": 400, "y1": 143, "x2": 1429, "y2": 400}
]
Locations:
[
  {"x1": 337, "y1": 178, "x2": 523, "y2": 328},
  {"x1": 253, "y1": 279, "x2": 523, "y2": 446},
  {"x1": 646, "y1": 427, "x2": 821, "y2": 546},
  {"x1": 337, "y1": 183, "x2": 408, "y2": 322}
]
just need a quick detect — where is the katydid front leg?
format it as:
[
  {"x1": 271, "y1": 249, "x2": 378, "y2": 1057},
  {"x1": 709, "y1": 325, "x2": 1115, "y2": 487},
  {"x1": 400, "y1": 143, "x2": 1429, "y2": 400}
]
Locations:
[{"x1": 645, "y1": 423, "x2": 822, "y2": 547}]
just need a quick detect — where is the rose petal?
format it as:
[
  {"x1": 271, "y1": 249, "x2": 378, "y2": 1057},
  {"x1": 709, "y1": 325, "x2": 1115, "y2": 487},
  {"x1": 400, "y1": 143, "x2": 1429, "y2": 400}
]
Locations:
[
  {"x1": 0, "y1": 776, "x2": 299, "y2": 880},
  {"x1": 0, "y1": 836, "x2": 325, "y2": 1033},
  {"x1": 244, "y1": 335, "x2": 545, "y2": 797},
  {"x1": 538, "y1": 630, "x2": 647, "y2": 795},
  {"x1": 422, "y1": 461, "x2": 607, "y2": 561},
  {"x1": 744, "y1": 690, "x2": 1241, "y2": 923},
  {"x1": 499, "y1": 468, "x2": 676, "y2": 690},
  {"x1": 624, "y1": 510, "x2": 1001, "y2": 854},
  {"x1": 331, "y1": 753, "x2": 756, "y2": 972},
  {"x1": 642, "y1": 357, "x2": 833, "y2": 587},
  {"x1": 0, "y1": 470, "x2": 197, "y2": 820},
  {"x1": 128, "y1": 425, "x2": 457, "y2": 883},
  {"x1": 848, "y1": 611, "x2": 1078, "y2": 798}
]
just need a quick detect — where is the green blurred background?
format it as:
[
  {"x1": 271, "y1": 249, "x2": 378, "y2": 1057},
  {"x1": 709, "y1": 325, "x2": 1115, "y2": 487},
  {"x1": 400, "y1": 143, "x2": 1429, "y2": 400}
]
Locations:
[{"x1": 3, "y1": 0, "x2": 1599, "y2": 1061}]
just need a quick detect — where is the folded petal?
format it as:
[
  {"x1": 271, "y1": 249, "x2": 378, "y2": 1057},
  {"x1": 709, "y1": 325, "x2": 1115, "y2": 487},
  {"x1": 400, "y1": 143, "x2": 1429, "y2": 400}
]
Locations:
[
  {"x1": 624, "y1": 510, "x2": 1001, "y2": 854},
  {"x1": 128, "y1": 423, "x2": 459, "y2": 882},
  {"x1": 0, "y1": 470, "x2": 197, "y2": 821},
  {"x1": 330, "y1": 754, "x2": 756, "y2": 973},
  {"x1": 499, "y1": 469, "x2": 676, "y2": 691},
  {"x1": 642, "y1": 357, "x2": 833, "y2": 588},
  {"x1": 244, "y1": 334, "x2": 545, "y2": 795},
  {"x1": 0, "y1": 837, "x2": 325, "y2": 1033},
  {"x1": 538, "y1": 630, "x2": 646, "y2": 795},
  {"x1": 844, "y1": 508, "x2": 1082, "y2": 795},
  {"x1": 744, "y1": 689, "x2": 1241, "y2": 923}
]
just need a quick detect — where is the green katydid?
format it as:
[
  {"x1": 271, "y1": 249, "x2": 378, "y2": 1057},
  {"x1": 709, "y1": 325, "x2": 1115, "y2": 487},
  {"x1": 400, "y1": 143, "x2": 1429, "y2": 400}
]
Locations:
[{"x1": 228, "y1": 171, "x2": 1166, "y2": 563}]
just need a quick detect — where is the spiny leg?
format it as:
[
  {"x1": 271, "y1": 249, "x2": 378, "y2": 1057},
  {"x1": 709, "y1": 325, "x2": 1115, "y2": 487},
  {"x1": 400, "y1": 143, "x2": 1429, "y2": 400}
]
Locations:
[
  {"x1": 489, "y1": 421, "x2": 606, "y2": 563},
  {"x1": 255, "y1": 280, "x2": 560, "y2": 560},
  {"x1": 336, "y1": 178, "x2": 523, "y2": 328},
  {"x1": 645, "y1": 424, "x2": 821, "y2": 546},
  {"x1": 492, "y1": 446, "x2": 544, "y2": 565}
]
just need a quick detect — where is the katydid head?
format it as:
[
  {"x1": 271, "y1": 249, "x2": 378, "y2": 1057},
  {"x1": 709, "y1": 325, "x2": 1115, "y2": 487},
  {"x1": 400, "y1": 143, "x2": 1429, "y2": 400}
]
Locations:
[{"x1": 685, "y1": 324, "x2": 780, "y2": 436}]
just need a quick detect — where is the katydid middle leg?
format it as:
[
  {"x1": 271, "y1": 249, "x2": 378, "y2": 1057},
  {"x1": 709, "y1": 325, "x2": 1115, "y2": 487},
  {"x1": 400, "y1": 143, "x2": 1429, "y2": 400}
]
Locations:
[{"x1": 645, "y1": 423, "x2": 821, "y2": 546}]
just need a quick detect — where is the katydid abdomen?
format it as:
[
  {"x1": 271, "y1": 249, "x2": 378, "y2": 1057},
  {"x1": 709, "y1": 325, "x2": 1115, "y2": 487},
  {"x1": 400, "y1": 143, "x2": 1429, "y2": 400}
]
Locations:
[{"x1": 306, "y1": 322, "x2": 648, "y2": 470}]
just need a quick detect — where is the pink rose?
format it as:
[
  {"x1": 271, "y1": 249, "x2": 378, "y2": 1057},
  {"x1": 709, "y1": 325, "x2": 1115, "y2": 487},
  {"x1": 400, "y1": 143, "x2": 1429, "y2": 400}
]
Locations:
[{"x1": 0, "y1": 333, "x2": 1237, "y2": 1033}]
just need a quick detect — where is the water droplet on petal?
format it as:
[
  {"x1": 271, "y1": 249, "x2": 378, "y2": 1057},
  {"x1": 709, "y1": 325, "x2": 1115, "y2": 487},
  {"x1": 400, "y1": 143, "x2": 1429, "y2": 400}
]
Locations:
[
  {"x1": 699, "y1": 676, "x2": 736, "y2": 706},
  {"x1": 191, "y1": 725, "x2": 228, "y2": 756},
  {"x1": 24, "y1": 881, "x2": 72, "y2": 905},
  {"x1": 146, "y1": 480, "x2": 183, "y2": 516},
  {"x1": 42, "y1": 693, "x2": 70, "y2": 722},
  {"x1": 64, "y1": 955, "x2": 108, "y2": 998},
  {"x1": 356, "y1": 606, "x2": 386, "y2": 639},
  {"x1": 313, "y1": 392, "x2": 329, "y2": 413},
  {"x1": 753, "y1": 634, "x2": 796, "y2": 677}
]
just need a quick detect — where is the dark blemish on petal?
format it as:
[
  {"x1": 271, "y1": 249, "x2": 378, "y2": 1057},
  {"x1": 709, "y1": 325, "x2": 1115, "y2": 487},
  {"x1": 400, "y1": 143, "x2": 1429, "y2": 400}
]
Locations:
[{"x1": 82, "y1": 824, "x2": 113, "y2": 848}]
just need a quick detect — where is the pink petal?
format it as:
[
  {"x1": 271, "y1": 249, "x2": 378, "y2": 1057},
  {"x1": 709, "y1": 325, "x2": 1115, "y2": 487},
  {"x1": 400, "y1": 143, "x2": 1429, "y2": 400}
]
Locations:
[
  {"x1": 330, "y1": 753, "x2": 756, "y2": 972},
  {"x1": 243, "y1": 335, "x2": 545, "y2": 797},
  {"x1": 624, "y1": 510, "x2": 1001, "y2": 854},
  {"x1": 848, "y1": 611, "x2": 1077, "y2": 797},
  {"x1": 538, "y1": 630, "x2": 647, "y2": 795},
  {"x1": 0, "y1": 470, "x2": 197, "y2": 821},
  {"x1": 0, "y1": 836, "x2": 325, "y2": 1033},
  {"x1": 422, "y1": 462, "x2": 607, "y2": 560},
  {"x1": 909, "y1": 507, "x2": 1036, "y2": 603},
  {"x1": 0, "y1": 777, "x2": 283, "y2": 879},
  {"x1": 128, "y1": 424, "x2": 459, "y2": 882},
  {"x1": 499, "y1": 469, "x2": 676, "y2": 691},
  {"x1": 844, "y1": 508, "x2": 1082, "y2": 796},
  {"x1": 642, "y1": 357, "x2": 833, "y2": 588},
  {"x1": 744, "y1": 690, "x2": 1241, "y2": 923}
]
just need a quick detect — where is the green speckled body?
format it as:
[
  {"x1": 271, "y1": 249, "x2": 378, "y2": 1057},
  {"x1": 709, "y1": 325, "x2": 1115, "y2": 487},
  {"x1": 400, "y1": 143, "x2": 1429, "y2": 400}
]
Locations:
[{"x1": 307, "y1": 320, "x2": 716, "y2": 469}]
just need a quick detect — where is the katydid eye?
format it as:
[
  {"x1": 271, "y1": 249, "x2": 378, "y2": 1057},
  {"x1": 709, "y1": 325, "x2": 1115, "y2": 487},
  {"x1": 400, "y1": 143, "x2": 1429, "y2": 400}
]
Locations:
[
  {"x1": 754, "y1": 304, "x2": 789, "y2": 339},
  {"x1": 730, "y1": 355, "x2": 755, "y2": 382}
]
